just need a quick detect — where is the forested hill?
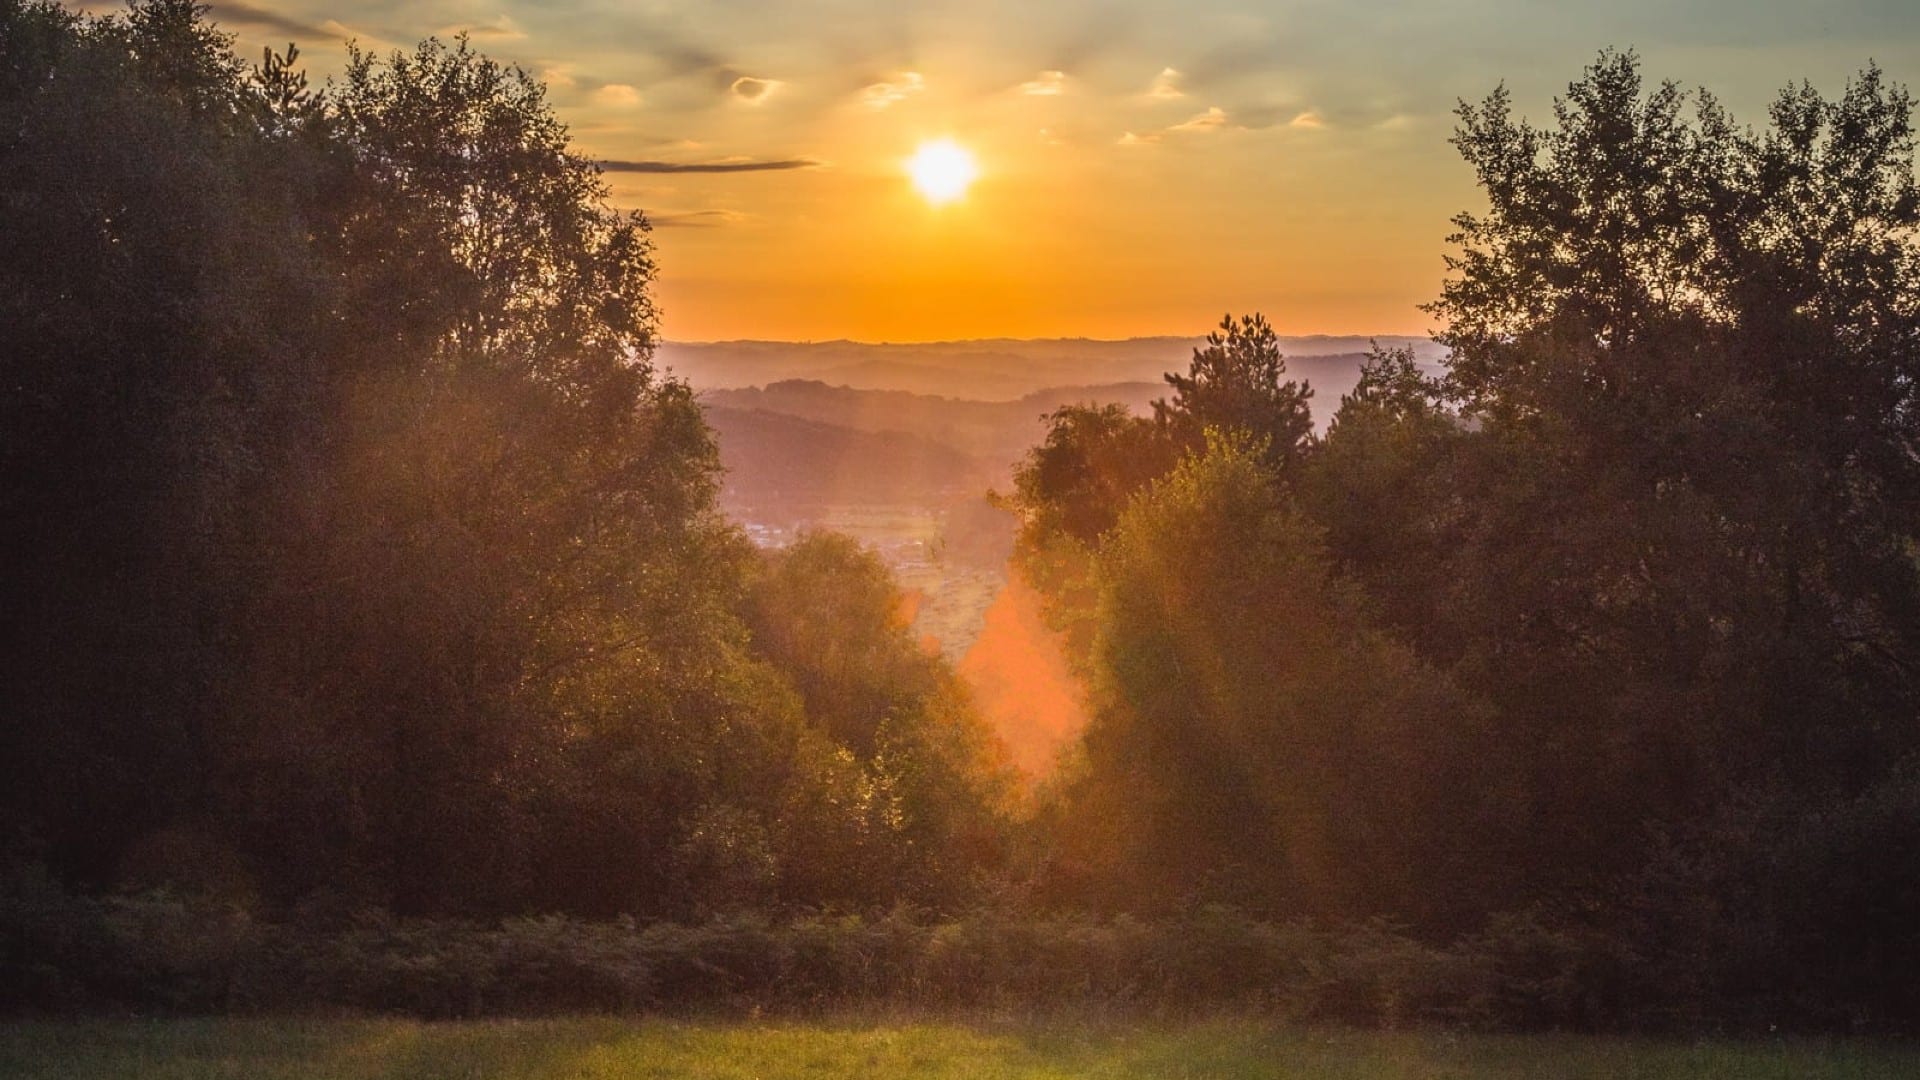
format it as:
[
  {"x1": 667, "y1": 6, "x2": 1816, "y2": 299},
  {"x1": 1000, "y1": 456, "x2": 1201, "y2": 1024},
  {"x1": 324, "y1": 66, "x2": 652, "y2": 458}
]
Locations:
[
  {"x1": 696, "y1": 351, "x2": 1387, "y2": 511},
  {"x1": 703, "y1": 405, "x2": 991, "y2": 505},
  {"x1": 703, "y1": 381, "x2": 1163, "y2": 472}
]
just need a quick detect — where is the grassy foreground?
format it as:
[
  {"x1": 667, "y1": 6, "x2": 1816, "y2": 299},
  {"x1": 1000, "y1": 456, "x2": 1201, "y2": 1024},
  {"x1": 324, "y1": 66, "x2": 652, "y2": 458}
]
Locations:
[{"x1": 1, "y1": 1019, "x2": 1917, "y2": 1080}]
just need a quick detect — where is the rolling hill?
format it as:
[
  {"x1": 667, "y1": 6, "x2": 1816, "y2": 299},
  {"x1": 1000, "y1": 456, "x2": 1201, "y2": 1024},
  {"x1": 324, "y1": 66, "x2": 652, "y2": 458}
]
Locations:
[{"x1": 661, "y1": 336, "x2": 1441, "y2": 402}]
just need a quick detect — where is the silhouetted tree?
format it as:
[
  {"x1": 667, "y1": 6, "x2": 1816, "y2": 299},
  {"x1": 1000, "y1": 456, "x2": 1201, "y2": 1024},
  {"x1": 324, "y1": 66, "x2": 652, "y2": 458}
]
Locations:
[{"x1": 1156, "y1": 313, "x2": 1314, "y2": 474}]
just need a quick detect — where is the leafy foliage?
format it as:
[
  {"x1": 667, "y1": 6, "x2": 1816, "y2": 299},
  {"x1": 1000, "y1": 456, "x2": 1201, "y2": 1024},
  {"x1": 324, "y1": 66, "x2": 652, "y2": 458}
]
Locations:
[
  {"x1": 1037, "y1": 435, "x2": 1513, "y2": 929},
  {"x1": 1004, "y1": 49, "x2": 1920, "y2": 1029}
]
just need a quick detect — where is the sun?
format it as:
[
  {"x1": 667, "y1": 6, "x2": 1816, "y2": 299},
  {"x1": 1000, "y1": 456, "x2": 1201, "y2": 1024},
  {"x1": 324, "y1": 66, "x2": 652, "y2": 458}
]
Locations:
[{"x1": 906, "y1": 139, "x2": 978, "y2": 205}]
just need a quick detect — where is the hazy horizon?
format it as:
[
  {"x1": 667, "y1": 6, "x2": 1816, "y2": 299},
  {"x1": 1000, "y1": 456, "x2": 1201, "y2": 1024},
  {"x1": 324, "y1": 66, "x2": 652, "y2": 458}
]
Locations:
[
  {"x1": 658, "y1": 333, "x2": 1444, "y2": 400},
  {"x1": 658, "y1": 332, "x2": 1436, "y2": 348}
]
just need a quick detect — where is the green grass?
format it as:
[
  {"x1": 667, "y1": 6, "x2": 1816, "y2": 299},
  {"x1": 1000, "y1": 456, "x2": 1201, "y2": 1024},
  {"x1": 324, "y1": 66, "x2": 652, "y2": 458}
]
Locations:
[{"x1": 2, "y1": 1019, "x2": 1916, "y2": 1080}]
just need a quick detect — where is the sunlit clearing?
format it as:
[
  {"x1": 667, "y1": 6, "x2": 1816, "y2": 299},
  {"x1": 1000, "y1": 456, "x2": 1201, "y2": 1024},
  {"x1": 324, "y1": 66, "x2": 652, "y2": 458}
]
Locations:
[{"x1": 907, "y1": 139, "x2": 978, "y2": 205}]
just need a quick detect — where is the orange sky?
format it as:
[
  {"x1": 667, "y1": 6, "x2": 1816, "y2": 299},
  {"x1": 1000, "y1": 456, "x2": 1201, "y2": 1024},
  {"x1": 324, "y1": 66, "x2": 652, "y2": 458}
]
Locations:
[{"x1": 129, "y1": 1, "x2": 1920, "y2": 341}]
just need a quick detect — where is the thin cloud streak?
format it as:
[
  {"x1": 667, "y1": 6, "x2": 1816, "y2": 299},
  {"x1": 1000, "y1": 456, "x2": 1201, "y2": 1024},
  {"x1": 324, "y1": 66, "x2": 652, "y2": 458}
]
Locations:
[
  {"x1": 601, "y1": 158, "x2": 821, "y2": 174},
  {"x1": 205, "y1": 0, "x2": 327, "y2": 40},
  {"x1": 650, "y1": 209, "x2": 751, "y2": 228}
]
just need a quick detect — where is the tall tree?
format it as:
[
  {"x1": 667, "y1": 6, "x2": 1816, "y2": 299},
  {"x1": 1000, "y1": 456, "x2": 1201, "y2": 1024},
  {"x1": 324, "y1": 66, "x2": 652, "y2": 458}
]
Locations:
[{"x1": 1156, "y1": 313, "x2": 1315, "y2": 474}]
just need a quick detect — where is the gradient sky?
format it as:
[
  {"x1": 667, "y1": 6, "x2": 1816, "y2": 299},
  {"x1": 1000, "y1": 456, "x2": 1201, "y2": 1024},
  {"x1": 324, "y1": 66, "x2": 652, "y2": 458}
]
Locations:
[{"x1": 147, "y1": 0, "x2": 1920, "y2": 340}]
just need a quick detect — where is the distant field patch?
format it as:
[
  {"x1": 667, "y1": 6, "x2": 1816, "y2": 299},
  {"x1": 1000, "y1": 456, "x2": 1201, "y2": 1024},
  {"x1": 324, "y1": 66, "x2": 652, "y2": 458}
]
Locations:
[{"x1": 1, "y1": 1019, "x2": 1915, "y2": 1080}]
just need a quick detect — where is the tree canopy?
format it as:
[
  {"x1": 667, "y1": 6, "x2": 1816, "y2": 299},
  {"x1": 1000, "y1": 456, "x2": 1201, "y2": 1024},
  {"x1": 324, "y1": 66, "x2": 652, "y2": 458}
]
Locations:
[
  {"x1": 1007, "y1": 54, "x2": 1920, "y2": 1008},
  {"x1": 0, "y1": 0, "x2": 1009, "y2": 918}
]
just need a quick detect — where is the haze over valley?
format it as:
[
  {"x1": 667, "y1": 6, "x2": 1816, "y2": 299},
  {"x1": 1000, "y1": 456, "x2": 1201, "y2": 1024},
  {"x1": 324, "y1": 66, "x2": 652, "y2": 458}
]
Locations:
[{"x1": 683, "y1": 335, "x2": 1425, "y2": 774}]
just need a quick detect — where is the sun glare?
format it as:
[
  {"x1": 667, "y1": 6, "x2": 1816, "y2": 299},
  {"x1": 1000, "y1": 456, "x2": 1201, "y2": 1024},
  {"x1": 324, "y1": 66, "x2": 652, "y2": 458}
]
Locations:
[{"x1": 906, "y1": 139, "x2": 978, "y2": 205}]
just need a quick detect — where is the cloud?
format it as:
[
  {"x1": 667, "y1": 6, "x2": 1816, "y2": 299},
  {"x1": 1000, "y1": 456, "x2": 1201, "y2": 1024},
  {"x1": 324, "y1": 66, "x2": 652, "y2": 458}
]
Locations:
[
  {"x1": 1045, "y1": 10, "x2": 1138, "y2": 73},
  {"x1": 640, "y1": 37, "x2": 729, "y2": 81},
  {"x1": 600, "y1": 158, "x2": 821, "y2": 174},
  {"x1": 1121, "y1": 105, "x2": 1236, "y2": 146},
  {"x1": 596, "y1": 84, "x2": 643, "y2": 108},
  {"x1": 319, "y1": 18, "x2": 400, "y2": 51},
  {"x1": 650, "y1": 209, "x2": 751, "y2": 228},
  {"x1": 205, "y1": 1, "x2": 327, "y2": 40},
  {"x1": 450, "y1": 15, "x2": 524, "y2": 40},
  {"x1": 1169, "y1": 106, "x2": 1229, "y2": 133},
  {"x1": 1146, "y1": 67, "x2": 1184, "y2": 100},
  {"x1": 861, "y1": 72, "x2": 924, "y2": 109},
  {"x1": 1018, "y1": 70, "x2": 1068, "y2": 96},
  {"x1": 730, "y1": 76, "x2": 783, "y2": 105},
  {"x1": 1289, "y1": 110, "x2": 1324, "y2": 129},
  {"x1": 1184, "y1": 39, "x2": 1284, "y2": 91}
]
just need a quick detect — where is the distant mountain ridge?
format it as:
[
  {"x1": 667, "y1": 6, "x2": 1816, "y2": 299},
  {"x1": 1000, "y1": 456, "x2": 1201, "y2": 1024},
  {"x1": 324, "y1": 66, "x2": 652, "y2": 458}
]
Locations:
[
  {"x1": 695, "y1": 344, "x2": 1423, "y2": 518},
  {"x1": 660, "y1": 336, "x2": 1441, "y2": 401}
]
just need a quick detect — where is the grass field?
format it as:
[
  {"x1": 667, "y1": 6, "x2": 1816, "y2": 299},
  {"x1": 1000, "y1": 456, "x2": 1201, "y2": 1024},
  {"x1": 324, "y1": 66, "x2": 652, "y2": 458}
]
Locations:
[{"x1": 1, "y1": 1019, "x2": 1916, "y2": 1080}]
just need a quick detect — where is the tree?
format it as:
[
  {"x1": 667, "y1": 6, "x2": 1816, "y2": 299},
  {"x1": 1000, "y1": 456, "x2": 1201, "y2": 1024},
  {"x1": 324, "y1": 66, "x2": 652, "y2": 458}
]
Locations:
[
  {"x1": 1, "y1": 0, "x2": 333, "y2": 887},
  {"x1": 1001, "y1": 315, "x2": 1315, "y2": 661},
  {"x1": 1040, "y1": 434, "x2": 1514, "y2": 928},
  {"x1": 1431, "y1": 49, "x2": 1920, "y2": 787},
  {"x1": 745, "y1": 533, "x2": 1012, "y2": 907},
  {"x1": 1156, "y1": 313, "x2": 1315, "y2": 474},
  {"x1": 1303, "y1": 347, "x2": 1462, "y2": 644},
  {"x1": 1287, "y1": 50, "x2": 1920, "y2": 923}
]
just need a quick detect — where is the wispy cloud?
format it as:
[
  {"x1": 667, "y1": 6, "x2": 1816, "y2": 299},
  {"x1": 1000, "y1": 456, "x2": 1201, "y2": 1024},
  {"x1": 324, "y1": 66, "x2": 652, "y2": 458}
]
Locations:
[
  {"x1": 1019, "y1": 70, "x2": 1068, "y2": 96},
  {"x1": 596, "y1": 84, "x2": 643, "y2": 108},
  {"x1": 1123, "y1": 105, "x2": 1232, "y2": 146},
  {"x1": 1290, "y1": 110, "x2": 1325, "y2": 129},
  {"x1": 861, "y1": 72, "x2": 924, "y2": 109},
  {"x1": 448, "y1": 15, "x2": 524, "y2": 41},
  {"x1": 601, "y1": 158, "x2": 821, "y2": 174},
  {"x1": 205, "y1": 1, "x2": 326, "y2": 40},
  {"x1": 1170, "y1": 106, "x2": 1229, "y2": 132},
  {"x1": 1146, "y1": 67, "x2": 1184, "y2": 100}
]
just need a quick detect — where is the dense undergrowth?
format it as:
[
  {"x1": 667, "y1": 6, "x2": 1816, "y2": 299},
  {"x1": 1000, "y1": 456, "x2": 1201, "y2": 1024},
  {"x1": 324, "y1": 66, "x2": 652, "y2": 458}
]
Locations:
[{"x1": 0, "y1": 868, "x2": 1871, "y2": 1035}]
